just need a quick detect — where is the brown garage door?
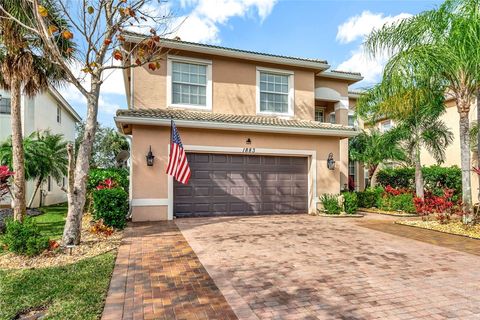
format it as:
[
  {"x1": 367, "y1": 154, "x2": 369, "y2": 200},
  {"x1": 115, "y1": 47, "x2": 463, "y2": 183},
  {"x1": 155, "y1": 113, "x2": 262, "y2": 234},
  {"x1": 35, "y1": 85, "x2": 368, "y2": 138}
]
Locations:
[{"x1": 174, "y1": 153, "x2": 308, "y2": 217}]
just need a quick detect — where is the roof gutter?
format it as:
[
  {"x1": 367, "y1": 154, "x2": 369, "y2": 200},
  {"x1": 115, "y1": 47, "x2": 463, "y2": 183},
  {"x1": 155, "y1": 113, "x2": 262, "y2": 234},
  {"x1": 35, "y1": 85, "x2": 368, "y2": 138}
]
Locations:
[
  {"x1": 316, "y1": 71, "x2": 364, "y2": 82},
  {"x1": 115, "y1": 115, "x2": 359, "y2": 138},
  {"x1": 124, "y1": 34, "x2": 331, "y2": 71}
]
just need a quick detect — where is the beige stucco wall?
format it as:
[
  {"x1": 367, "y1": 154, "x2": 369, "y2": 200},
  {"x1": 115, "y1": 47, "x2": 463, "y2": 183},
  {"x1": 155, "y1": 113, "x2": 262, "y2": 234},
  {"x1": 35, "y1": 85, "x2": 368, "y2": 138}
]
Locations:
[
  {"x1": 420, "y1": 101, "x2": 479, "y2": 201},
  {"x1": 132, "y1": 50, "x2": 316, "y2": 120},
  {"x1": 315, "y1": 78, "x2": 349, "y2": 97},
  {"x1": 130, "y1": 124, "x2": 343, "y2": 221}
]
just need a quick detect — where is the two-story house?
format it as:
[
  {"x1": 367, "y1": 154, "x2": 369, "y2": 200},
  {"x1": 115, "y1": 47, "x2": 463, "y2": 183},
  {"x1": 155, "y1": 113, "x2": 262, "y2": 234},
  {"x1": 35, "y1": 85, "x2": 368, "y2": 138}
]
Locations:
[
  {"x1": 115, "y1": 37, "x2": 362, "y2": 221},
  {"x1": 0, "y1": 87, "x2": 81, "y2": 208}
]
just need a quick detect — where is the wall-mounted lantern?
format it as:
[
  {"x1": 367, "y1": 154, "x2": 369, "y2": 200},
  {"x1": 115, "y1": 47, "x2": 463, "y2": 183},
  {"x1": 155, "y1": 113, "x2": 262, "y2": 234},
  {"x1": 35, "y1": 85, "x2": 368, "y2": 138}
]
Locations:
[
  {"x1": 146, "y1": 146, "x2": 155, "y2": 166},
  {"x1": 246, "y1": 138, "x2": 252, "y2": 145},
  {"x1": 327, "y1": 152, "x2": 335, "y2": 170}
]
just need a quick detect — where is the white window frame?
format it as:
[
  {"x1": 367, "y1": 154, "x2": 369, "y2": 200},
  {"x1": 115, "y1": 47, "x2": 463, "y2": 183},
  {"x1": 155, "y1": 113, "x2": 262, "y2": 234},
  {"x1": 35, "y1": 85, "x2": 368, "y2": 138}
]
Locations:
[
  {"x1": 315, "y1": 106, "x2": 325, "y2": 122},
  {"x1": 256, "y1": 66, "x2": 294, "y2": 117},
  {"x1": 329, "y1": 112, "x2": 336, "y2": 124},
  {"x1": 347, "y1": 111, "x2": 356, "y2": 127},
  {"x1": 166, "y1": 55, "x2": 213, "y2": 110}
]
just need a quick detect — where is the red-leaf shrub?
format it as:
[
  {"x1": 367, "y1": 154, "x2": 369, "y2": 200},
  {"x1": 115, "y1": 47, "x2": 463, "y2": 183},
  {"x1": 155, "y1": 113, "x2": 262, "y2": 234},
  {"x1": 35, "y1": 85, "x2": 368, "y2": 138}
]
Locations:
[
  {"x1": 414, "y1": 188, "x2": 462, "y2": 223},
  {"x1": 0, "y1": 165, "x2": 14, "y2": 201},
  {"x1": 96, "y1": 178, "x2": 117, "y2": 190}
]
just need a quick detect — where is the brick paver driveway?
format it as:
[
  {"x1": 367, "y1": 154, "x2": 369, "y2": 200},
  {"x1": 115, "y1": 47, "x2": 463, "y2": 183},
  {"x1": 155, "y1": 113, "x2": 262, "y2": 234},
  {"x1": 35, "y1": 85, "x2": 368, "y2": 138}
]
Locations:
[{"x1": 176, "y1": 215, "x2": 480, "y2": 320}]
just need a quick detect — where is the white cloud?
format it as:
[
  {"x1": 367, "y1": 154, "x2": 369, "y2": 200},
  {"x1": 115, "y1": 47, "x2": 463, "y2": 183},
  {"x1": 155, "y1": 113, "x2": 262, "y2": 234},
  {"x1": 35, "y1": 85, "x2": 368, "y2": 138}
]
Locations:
[
  {"x1": 337, "y1": 46, "x2": 388, "y2": 84},
  {"x1": 171, "y1": 0, "x2": 277, "y2": 43},
  {"x1": 336, "y1": 11, "x2": 412, "y2": 44},
  {"x1": 336, "y1": 11, "x2": 412, "y2": 84}
]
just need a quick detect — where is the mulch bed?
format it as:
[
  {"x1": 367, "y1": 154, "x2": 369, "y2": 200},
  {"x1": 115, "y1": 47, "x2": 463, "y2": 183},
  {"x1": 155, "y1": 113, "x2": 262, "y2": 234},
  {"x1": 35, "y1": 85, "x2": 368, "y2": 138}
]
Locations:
[
  {"x1": 0, "y1": 208, "x2": 42, "y2": 232},
  {"x1": 0, "y1": 214, "x2": 123, "y2": 270},
  {"x1": 359, "y1": 207, "x2": 418, "y2": 217},
  {"x1": 396, "y1": 220, "x2": 480, "y2": 240}
]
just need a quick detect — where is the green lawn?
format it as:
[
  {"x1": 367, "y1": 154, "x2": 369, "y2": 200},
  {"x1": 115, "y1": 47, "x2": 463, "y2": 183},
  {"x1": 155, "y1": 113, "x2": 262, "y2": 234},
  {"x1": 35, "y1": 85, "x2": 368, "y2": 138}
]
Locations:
[
  {"x1": 0, "y1": 252, "x2": 115, "y2": 320},
  {"x1": 0, "y1": 204, "x2": 117, "y2": 320},
  {"x1": 34, "y1": 203, "x2": 68, "y2": 239}
]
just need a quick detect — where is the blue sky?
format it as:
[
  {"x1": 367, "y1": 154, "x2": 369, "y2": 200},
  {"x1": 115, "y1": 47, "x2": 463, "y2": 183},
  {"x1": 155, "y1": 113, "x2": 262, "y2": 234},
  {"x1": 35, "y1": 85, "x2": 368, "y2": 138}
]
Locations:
[{"x1": 62, "y1": 0, "x2": 443, "y2": 128}]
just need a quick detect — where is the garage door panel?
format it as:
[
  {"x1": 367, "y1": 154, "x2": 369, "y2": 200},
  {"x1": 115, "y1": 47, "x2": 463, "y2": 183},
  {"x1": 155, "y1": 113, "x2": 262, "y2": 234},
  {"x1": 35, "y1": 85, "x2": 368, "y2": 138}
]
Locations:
[{"x1": 174, "y1": 154, "x2": 308, "y2": 217}]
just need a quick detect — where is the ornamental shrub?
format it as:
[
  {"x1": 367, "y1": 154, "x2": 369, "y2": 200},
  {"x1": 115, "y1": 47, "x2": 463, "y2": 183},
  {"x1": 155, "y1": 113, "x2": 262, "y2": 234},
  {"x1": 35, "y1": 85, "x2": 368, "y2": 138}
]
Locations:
[
  {"x1": 414, "y1": 188, "x2": 462, "y2": 223},
  {"x1": 320, "y1": 194, "x2": 341, "y2": 215},
  {"x1": 378, "y1": 193, "x2": 416, "y2": 213},
  {"x1": 87, "y1": 168, "x2": 129, "y2": 192},
  {"x1": 92, "y1": 187, "x2": 128, "y2": 229},
  {"x1": 2, "y1": 218, "x2": 50, "y2": 256},
  {"x1": 357, "y1": 187, "x2": 383, "y2": 208},
  {"x1": 342, "y1": 192, "x2": 358, "y2": 215},
  {"x1": 376, "y1": 165, "x2": 461, "y2": 200}
]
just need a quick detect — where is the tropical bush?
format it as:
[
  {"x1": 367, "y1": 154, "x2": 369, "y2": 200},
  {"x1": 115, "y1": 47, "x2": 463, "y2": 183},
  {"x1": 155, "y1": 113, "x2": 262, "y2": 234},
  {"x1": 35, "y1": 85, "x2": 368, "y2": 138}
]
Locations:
[
  {"x1": 87, "y1": 168, "x2": 129, "y2": 192},
  {"x1": 320, "y1": 194, "x2": 341, "y2": 215},
  {"x1": 342, "y1": 192, "x2": 358, "y2": 215},
  {"x1": 2, "y1": 218, "x2": 50, "y2": 256},
  {"x1": 378, "y1": 193, "x2": 416, "y2": 213},
  {"x1": 357, "y1": 187, "x2": 383, "y2": 208},
  {"x1": 414, "y1": 188, "x2": 462, "y2": 224},
  {"x1": 376, "y1": 166, "x2": 461, "y2": 200},
  {"x1": 92, "y1": 186, "x2": 128, "y2": 229}
]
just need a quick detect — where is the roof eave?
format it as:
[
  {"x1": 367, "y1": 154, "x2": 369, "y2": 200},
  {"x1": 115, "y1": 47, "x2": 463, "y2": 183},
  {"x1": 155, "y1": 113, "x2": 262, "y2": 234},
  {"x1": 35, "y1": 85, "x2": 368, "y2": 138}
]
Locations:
[
  {"x1": 316, "y1": 71, "x2": 363, "y2": 84},
  {"x1": 123, "y1": 34, "x2": 331, "y2": 71},
  {"x1": 115, "y1": 115, "x2": 358, "y2": 138}
]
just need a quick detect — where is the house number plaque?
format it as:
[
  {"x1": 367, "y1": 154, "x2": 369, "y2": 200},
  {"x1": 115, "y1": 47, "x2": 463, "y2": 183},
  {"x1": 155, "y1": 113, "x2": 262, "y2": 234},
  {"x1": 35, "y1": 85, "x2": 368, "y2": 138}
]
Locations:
[{"x1": 242, "y1": 148, "x2": 256, "y2": 153}]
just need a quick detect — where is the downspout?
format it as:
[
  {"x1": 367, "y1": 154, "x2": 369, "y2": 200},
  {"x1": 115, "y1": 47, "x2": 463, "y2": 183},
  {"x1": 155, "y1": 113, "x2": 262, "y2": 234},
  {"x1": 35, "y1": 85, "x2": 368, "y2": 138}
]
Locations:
[{"x1": 126, "y1": 135, "x2": 133, "y2": 219}]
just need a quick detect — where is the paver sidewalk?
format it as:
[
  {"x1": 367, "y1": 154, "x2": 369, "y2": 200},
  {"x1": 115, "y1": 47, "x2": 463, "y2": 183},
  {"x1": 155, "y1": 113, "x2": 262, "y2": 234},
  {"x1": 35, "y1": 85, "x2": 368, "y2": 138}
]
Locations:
[{"x1": 101, "y1": 222, "x2": 237, "y2": 320}]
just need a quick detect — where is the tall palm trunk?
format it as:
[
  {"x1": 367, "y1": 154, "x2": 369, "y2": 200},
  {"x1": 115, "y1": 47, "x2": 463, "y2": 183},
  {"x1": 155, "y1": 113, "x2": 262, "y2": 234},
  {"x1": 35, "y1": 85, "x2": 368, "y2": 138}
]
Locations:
[
  {"x1": 62, "y1": 89, "x2": 99, "y2": 245},
  {"x1": 414, "y1": 142, "x2": 424, "y2": 199},
  {"x1": 10, "y1": 75, "x2": 26, "y2": 221},
  {"x1": 459, "y1": 107, "x2": 472, "y2": 223}
]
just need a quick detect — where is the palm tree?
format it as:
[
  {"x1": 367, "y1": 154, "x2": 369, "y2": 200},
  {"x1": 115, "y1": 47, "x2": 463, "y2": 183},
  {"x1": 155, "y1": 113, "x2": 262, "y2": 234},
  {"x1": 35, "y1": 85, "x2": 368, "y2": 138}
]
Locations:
[
  {"x1": 364, "y1": 0, "x2": 480, "y2": 221},
  {"x1": 0, "y1": 131, "x2": 67, "y2": 208},
  {"x1": 0, "y1": 0, "x2": 73, "y2": 221},
  {"x1": 356, "y1": 65, "x2": 454, "y2": 198},
  {"x1": 349, "y1": 130, "x2": 406, "y2": 187}
]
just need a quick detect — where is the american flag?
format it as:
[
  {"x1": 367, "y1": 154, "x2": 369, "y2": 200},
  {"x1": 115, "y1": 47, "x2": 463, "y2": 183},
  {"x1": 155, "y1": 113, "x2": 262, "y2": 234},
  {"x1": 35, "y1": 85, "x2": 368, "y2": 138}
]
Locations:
[{"x1": 166, "y1": 120, "x2": 191, "y2": 184}]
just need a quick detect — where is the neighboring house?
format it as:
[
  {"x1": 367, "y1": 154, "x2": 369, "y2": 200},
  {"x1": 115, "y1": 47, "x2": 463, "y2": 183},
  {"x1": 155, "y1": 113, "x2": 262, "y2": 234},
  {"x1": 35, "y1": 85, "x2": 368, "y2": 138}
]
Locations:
[
  {"x1": 349, "y1": 92, "x2": 480, "y2": 202},
  {"x1": 0, "y1": 87, "x2": 81, "y2": 208},
  {"x1": 115, "y1": 37, "x2": 362, "y2": 221}
]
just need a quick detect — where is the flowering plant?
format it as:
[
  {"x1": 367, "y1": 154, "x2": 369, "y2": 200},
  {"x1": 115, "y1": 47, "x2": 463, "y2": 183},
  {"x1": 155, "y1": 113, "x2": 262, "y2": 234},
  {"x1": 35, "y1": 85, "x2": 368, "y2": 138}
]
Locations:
[
  {"x1": 414, "y1": 188, "x2": 462, "y2": 223},
  {"x1": 0, "y1": 165, "x2": 14, "y2": 201},
  {"x1": 96, "y1": 178, "x2": 116, "y2": 190}
]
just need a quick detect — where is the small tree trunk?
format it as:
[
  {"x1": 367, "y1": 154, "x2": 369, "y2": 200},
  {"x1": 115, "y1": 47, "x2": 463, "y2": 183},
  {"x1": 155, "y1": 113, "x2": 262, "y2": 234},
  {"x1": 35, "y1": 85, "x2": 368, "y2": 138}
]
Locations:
[
  {"x1": 459, "y1": 109, "x2": 473, "y2": 223},
  {"x1": 62, "y1": 92, "x2": 99, "y2": 245},
  {"x1": 369, "y1": 164, "x2": 378, "y2": 188},
  {"x1": 10, "y1": 76, "x2": 26, "y2": 222},
  {"x1": 414, "y1": 143, "x2": 424, "y2": 199},
  {"x1": 27, "y1": 177, "x2": 43, "y2": 208}
]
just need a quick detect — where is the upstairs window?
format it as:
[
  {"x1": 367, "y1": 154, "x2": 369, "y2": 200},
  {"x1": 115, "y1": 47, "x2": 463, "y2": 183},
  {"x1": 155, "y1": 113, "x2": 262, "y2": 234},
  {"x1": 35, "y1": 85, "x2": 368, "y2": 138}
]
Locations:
[
  {"x1": 315, "y1": 107, "x2": 325, "y2": 122},
  {"x1": 348, "y1": 113, "x2": 356, "y2": 127},
  {"x1": 329, "y1": 112, "x2": 336, "y2": 124},
  {"x1": 168, "y1": 56, "x2": 212, "y2": 109},
  {"x1": 257, "y1": 68, "x2": 293, "y2": 116},
  {"x1": 56, "y1": 105, "x2": 62, "y2": 123},
  {"x1": 0, "y1": 98, "x2": 11, "y2": 114}
]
